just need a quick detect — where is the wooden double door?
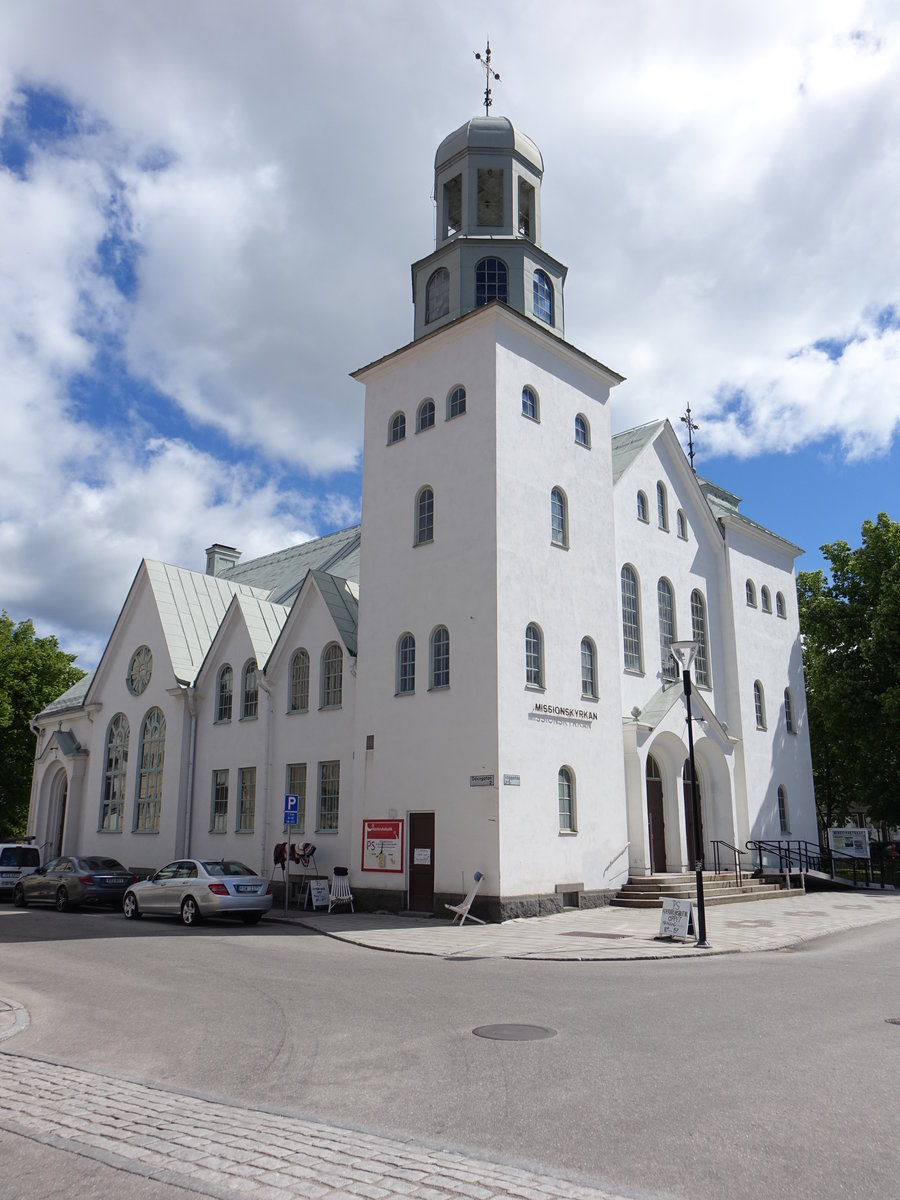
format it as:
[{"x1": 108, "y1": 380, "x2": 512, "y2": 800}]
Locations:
[{"x1": 407, "y1": 812, "x2": 435, "y2": 912}]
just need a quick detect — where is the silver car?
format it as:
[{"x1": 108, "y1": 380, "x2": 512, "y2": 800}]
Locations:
[{"x1": 122, "y1": 859, "x2": 273, "y2": 926}]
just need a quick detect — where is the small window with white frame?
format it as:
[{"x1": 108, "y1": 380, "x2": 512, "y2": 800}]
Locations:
[
  {"x1": 521, "y1": 385, "x2": 539, "y2": 421},
  {"x1": 321, "y1": 643, "x2": 343, "y2": 708},
  {"x1": 396, "y1": 633, "x2": 415, "y2": 695},
  {"x1": 777, "y1": 785, "x2": 790, "y2": 834},
  {"x1": 784, "y1": 688, "x2": 795, "y2": 733},
  {"x1": 216, "y1": 665, "x2": 233, "y2": 722},
  {"x1": 237, "y1": 766, "x2": 256, "y2": 833},
  {"x1": 525, "y1": 623, "x2": 544, "y2": 689},
  {"x1": 761, "y1": 586, "x2": 772, "y2": 613},
  {"x1": 447, "y1": 385, "x2": 466, "y2": 419},
  {"x1": 637, "y1": 491, "x2": 648, "y2": 522},
  {"x1": 430, "y1": 626, "x2": 450, "y2": 689},
  {"x1": 241, "y1": 660, "x2": 258, "y2": 720},
  {"x1": 550, "y1": 487, "x2": 568, "y2": 547},
  {"x1": 776, "y1": 591, "x2": 787, "y2": 619},
  {"x1": 746, "y1": 580, "x2": 757, "y2": 607},
  {"x1": 415, "y1": 486, "x2": 434, "y2": 546},
  {"x1": 754, "y1": 680, "x2": 766, "y2": 729},
  {"x1": 581, "y1": 637, "x2": 597, "y2": 699},
  {"x1": 417, "y1": 398, "x2": 435, "y2": 432},
  {"x1": 575, "y1": 414, "x2": 590, "y2": 447},
  {"x1": 289, "y1": 649, "x2": 309, "y2": 713},
  {"x1": 677, "y1": 509, "x2": 687, "y2": 539},
  {"x1": 657, "y1": 482, "x2": 669, "y2": 531},
  {"x1": 388, "y1": 412, "x2": 406, "y2": 445}
]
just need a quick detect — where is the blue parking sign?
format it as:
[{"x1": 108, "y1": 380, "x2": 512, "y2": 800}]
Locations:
[{"x1": 284, "y1": 794, "x2": 299, "y2": 825}]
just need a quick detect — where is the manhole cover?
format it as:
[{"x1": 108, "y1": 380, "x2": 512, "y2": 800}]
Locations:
[
  {"x1": 472, "y1": 1024, "x2": 557, "y2": 1041},
  {"x1": 886, "y1": 1018, "x2": 900, "y2": 1026}
]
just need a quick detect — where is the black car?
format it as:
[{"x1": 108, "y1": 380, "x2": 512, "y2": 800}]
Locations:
[{"x1": 13, "y1": 856, "x2": 136, "y2": 912}]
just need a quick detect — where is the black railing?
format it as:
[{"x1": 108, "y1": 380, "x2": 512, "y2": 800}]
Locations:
[
  {"x1": 745, "y1": 839, "x2": 899, "y2": 889},
  {"x1": 711, "y1": 840, "x2": 744, "y2": 887}
]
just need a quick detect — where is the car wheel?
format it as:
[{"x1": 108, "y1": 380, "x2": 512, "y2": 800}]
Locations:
[
  {"x1": 240, "y1": 911, "x2": 263, "y2": 925},
  {"x1": 123, "y1": 891, "x2": 141, "y2": 920},
  {"x1": 181, "y1": 896, "x2": 201, "y2": 926},
  {"x1": 13, "y1": 884, "x2": 27, "y2": 908},
  {"x1": 55, "y1": 887, "x2": 70, "y2": 913}
]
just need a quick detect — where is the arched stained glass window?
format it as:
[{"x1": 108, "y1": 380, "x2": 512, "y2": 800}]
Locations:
[
  {"x1": 100, "y1": 714, "x2": 129, "y2": 832},
  {"x1": 135, "y1": 707, "x2": 165, "y2": 833}
]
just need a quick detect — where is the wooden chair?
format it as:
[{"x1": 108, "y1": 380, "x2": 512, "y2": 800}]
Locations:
[
  {"x1": 445, "y1": 871, "x2": 485, "y2": 925},
  {"x1": 328, "y1": 866, "x2": 354, "y2": 913}
]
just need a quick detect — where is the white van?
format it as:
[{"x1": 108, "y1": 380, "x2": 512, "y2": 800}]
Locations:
[{"x1": 0, "y1": 843, "x2": 42, "y2": 896}]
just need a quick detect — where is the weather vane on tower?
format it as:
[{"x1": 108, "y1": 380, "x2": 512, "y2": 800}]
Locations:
[
  {"x1": 474, "y1": 40, "x2": 501, "y2": 116},
  {"x1": 681, "y1": 403, "x2": 699, "y2": 472}
]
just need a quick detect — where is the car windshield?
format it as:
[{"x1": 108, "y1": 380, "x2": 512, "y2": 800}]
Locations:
[
  {"x1": 201, "y1": 861, "x2": 256, "y2": 877},
  {"x1": 78, "y1": 857, "x2": 126, "y2": 871}
]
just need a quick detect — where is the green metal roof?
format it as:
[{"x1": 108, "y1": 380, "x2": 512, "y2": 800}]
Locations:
[
  {"x1": 311, "y1": 570, "x2": 359, "y2": 656},
  {"x1": 36, "y1": 670, "x2": 95, "y2": 719},
  {"x1": 221, "y1": 525, "x2": 361, "y2": 605},
  {"x1": 611, "y1": 421, "x2": 665, "y2": 482}
]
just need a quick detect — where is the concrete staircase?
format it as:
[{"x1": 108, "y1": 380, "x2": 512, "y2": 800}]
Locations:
[{"x1": 612, "y1": 871, "x2": 795, "y2": 908}]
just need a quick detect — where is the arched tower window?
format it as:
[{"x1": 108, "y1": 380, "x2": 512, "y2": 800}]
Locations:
[
  {"x1": 550, "y1": 487, "x2": 568, "y2": 547},
  {"x1": 575, "y1": 414, "x2": 590, "y2": 447},
  {"x1": 522, "y1": 386, "x2": 538, "y2": 420},
  {"x1": 637, "y1": 491, "x2": 648, "y2": 522},
  {"x1": 746, "y1": 580, "x2": 757, "y2": 607},
  {"x1": 135, "y1": 707, "x2": 165, "y2": 832},
  {"x1": 778, "y1": 785, "x2": 790, "y2": 834},
  {"x1": 430, "y1": 626, "x2": 450, "y2": 689},
  {"x1": 581, "y1": 637, "x2": 597, "y2": 699},
  {"x1": 447, "y1": 385, "x2": 466, "y2": 419},
  {"x1": 621, "y1": 565, "x2": 643, "y2": 672},
  {"x1": 754, "y1": 680, "x2": 767, "y2": 730},
  {"x1": 533, "y1": 270, "x2": 553, "y2": 323},
  {"x1": 425, "y1": 267, "x2": 450, "y2": 324},
  {"x1": 776, "y1": 591, "x2": 787, "y2": 619},
  {"x1": 761, "y1": 586, "x2": 772, "y2": 613},
  {"x1": 475, "y1": 257, "x2": 508, "y2": 306},
  {"x1": 784, "y1": 688, "x2": 795, "y2": 733},
  {"x1": 397, "y1": 634, "x2": 416, "y2": 695},
  {"x1": 657, "y1": 482, "x2": 669, "y2": 531},
  {"x1": 525, "y1": 623, "x2": 544, "y2": 688},
  {"x1": 415, "y1": 486, "x2": 434, "y2": 545},
  {"x1": 558, "y1": 767, "x2": 576, "y2": 833},
  {"x1": 100, "y1": 713, "x2": 129, "y2": 832}
]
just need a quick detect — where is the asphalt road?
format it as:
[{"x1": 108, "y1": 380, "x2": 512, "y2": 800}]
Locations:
[{"x1": 1, "y1": 905, "x2": 899, "y2": 1200}]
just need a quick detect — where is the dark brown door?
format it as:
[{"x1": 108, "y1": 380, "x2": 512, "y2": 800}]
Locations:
[
  {"x1": 647, "y1": 779, "x2": 666, "y2": 873},
  {"x1": 408, "y1": 812, "x2": 435, "y2": 912},
  {"x1": 682, "y1": 760, "x2": 704, "y2": 870}
]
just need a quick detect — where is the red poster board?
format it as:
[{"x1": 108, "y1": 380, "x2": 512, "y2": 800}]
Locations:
[{"x1": 361, "y1": 819, "x2": 404, "y2": 872}]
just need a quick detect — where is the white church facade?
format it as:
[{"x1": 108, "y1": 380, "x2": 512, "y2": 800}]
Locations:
[{"x1": 27, "y1": 115, "x2": 817, "y2": 919}]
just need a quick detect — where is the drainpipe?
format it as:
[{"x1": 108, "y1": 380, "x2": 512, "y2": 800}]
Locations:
[
  {"x1": 257, "y1": 674, "x2": 274, "y2": 880},
  {"x1": 183, "y1": 685, "x2": 198, "y2": 858}
]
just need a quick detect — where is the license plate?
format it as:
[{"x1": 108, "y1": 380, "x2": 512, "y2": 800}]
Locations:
[
  {"x1": 0, "y1": 872, "x2": 17, "y2": 880},
  {"x1": 236, "y1": 884, "x2": 257, "y2": 893}
]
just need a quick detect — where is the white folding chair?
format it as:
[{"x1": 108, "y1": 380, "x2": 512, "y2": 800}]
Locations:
[
  {"x1": 328, "y1": 866, "x2": 354, "y2": 913},
  {"x1": 445, "y1": 871, "x2": 485, "y2": 925}
]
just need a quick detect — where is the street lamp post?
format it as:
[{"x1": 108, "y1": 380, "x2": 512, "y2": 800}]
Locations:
[{"x1": 670, "y1": 640, "x2": 710, "y2": 948}]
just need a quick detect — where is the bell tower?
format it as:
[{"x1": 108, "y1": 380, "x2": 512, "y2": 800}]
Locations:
[{"x1": 411, "y1": 117, "x2": 568, "y2": 341}]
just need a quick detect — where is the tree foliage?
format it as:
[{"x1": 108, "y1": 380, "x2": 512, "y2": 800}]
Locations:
[
  {"x1": 0, "y1": 612, "x2": 85, "y2": 838},
  {"x1": 797, "y1": 514, "x2": 900, "y2": 833}
]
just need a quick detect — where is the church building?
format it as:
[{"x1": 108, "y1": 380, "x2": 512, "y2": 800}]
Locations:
[{"x1": 26, "y1": 113, "x2": 817, "y2": 919}]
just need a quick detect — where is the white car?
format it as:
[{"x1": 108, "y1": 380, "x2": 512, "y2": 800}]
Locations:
[
  {"x1": 122, "y1": 859, "x2": 273, "y2": 926},
  {"x1": 0, "y1": 843, "x2": 41, "y2": 896}
]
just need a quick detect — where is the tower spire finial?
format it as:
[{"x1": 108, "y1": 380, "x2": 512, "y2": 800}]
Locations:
[
  {"x1": 681, "y1": 403, "x2": 699, "y2": 472},
  {"x1": 474, "y1": 39, "x2": 500, "y2": 117}
]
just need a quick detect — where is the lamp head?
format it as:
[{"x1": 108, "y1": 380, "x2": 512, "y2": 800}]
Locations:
[{"x1": 670, "y1": 640, "x2": 700, "y2": 673}]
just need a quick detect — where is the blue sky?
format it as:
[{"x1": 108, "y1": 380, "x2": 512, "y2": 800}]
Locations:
[{"x1": 0, "y1": 1, "x2": 897, "y2": 667}]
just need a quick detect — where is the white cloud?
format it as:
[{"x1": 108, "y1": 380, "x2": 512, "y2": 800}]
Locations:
[{"x1": 0, "y1": 0, "x2": 898, "y2": 665}]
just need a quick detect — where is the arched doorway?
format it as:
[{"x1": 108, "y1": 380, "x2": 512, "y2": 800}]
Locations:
[
  {"x1": 646, "y1": 755, "x2": 666, "y2": 873},
  {"x1": 682, "y1": 758, "x2": 704, "y2": 870}
]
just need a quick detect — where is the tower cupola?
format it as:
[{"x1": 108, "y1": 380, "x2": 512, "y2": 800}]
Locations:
[{"x1": 411, "y1": 116, "x2": 568, "y2": 341}]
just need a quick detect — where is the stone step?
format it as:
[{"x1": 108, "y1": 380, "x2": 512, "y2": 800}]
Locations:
[{"x1": 612, "y1": 886, "x2": 805, "y2": 909}]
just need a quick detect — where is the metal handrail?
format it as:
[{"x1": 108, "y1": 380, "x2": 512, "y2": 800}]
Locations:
[
  {"x1": 711, "y1": 840, "x2": 743, "y2": 887},
  {"x1": 745, "y1": 839, "x2": 876, "y2": 886}
]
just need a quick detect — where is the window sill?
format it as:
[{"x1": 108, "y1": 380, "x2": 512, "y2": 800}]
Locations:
[
  {"x1": 428, "y1": 684, "x2": 450, "y2": 693},
  {"x1": 580, "y1": 694, "x2": 598, "y2": 703},
  {"x1": 315, "y1": 828, "x2": 339, "y2": 836},
  {"x1": 623, "y1": 667, "x2": 644, "y2": 677},
  {"x1": 239, "y1": 715, "x2": 258, "y2": 723},
  {"x1": 558, "y1": 830, "x2": 578, "y2": 837},
  {"x1": 523, "y1": 414, "x2": 540, "y2": 424},
  {"x1": 287, "y1": 707, "x2": 309, "y2": 716},
  {"x1": 395, "y1": 690, "x2": 415, "y2": 698},
  {"x1": 236, "y1": 829, "x2": 254, "y2": 835},
  {"x1": 213, "y1": 719, "x2": 232, "y2": 726},
  {"x1": 525, "y1": 683, "x2": 545, "y2": 693},
  {"x1": 550, "y1": 541, "x2": 569, "y2": 551},
  {"x1": 319, "y1": 704, "x2": 343, "y2": 712},
  {"x1": 98, "y1": 828, "x2": 123, "y2": 835},
  {"x1": 131, "y1": 829, "x2": 159, "y2": 835}
]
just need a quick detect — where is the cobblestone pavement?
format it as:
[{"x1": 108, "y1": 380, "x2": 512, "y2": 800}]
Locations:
[
  {"x1": 274, "y1": 888, "x2": 900, "y2": 960},
  {"x1": 0, "y1": 1051, "x2": 631, "y2": 1200}
]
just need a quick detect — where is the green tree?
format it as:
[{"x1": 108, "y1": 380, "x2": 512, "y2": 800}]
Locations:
[
  {"x1": 797, "y1": 513, "x2": 900, "y2": 834},
  {"x1": 0, "y1": 612, "x2": 85, "y2": 838}
]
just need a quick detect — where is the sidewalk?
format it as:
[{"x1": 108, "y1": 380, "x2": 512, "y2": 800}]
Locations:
[{"x1": 268, "y1": 888, "x2": 900, "y2": 960}]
